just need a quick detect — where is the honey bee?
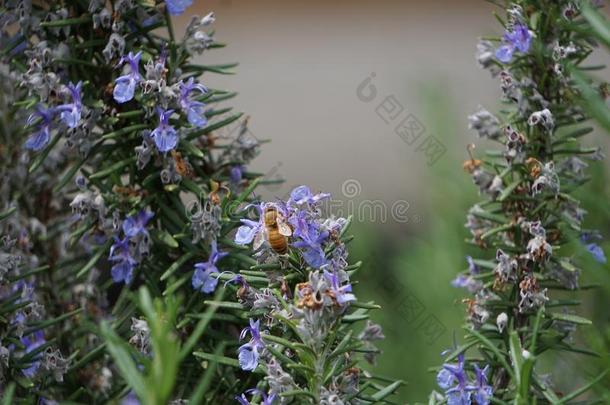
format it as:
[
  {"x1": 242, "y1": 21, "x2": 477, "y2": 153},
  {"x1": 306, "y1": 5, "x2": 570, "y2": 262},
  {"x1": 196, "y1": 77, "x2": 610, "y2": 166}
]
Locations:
[{"x1": 257, "y1": 206, "x2": 292, "y2": 254}]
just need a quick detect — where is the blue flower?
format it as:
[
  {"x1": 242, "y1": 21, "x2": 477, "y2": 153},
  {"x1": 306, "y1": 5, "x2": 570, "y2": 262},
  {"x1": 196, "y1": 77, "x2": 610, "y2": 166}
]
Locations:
[
  {"x1": 437, "y1": 353, "x2": 472, "y2": 405},
  {"x1": 20, "y1": 330, "x2": 46, "y2": 378},
  {"x1": 150, "y1": 108, "x2": 178, "y2": 152},
  {"x1": 451, "y1": 256, "x2": 483, "y2": 293},
  {"x1": 467, "y1": 364, "x2": 493, "y2": 405},
  {"x1": 324, "y1": 269, "x2": 356, "y2": 305},
  {"x1": 56, "y1": 81, "x2": 83, "y2": 128},
  {"x1": 238, "y1": 319, "x2": 265, "y2": 371},
  {"x1": 122, "y1": 209, "x2": 154, "y2": 238},
  {"x1": 580, "y1": 231, "x2": 606, "y2": 263},
  {"x1": 179, "y1": 77, "x2": 208, "y2": 128},
  {"x1": 113, "y1": 51, "x2": 142, "y2": 103},
  {"x1": 166, "y1": 0, "x2": 193, "y2": 15},
  {"x1": 495, "y1": 22, "x2": 532, "y2": 63},
  {"x1": 234, "y1": 204, "x2": 266, "y2": 247},
  {"x1": 24, "y1": 105, "x2": 54, "y2": 151},
  {"x1": 192, "y1": 240, "x2": 228, "y2": 294},
  {"x1": 289, "y1": 185, "x2": 330, "y2": 205},
  {"x1": 109, "y1": 236, "x2": 137, "y2": 284}
]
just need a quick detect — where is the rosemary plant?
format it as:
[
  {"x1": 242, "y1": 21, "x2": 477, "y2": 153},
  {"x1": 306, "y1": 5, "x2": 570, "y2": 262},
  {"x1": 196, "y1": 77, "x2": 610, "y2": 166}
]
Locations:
[
  {"x1": 431, "y1": 1, "x2": 609, "y2": 404},
  {"x1": 1, "y1": 1, "x2": 399, "y2": 403}
]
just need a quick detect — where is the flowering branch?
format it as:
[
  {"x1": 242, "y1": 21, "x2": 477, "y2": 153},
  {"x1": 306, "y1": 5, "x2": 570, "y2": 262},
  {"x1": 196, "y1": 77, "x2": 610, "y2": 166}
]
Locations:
[{"x1": 433, "y1": 1, "x2": 609, "y2": 403}]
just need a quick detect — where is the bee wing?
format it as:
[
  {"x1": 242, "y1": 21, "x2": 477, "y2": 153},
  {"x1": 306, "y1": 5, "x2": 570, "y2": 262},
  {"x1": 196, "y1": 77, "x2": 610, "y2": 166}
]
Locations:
[
  {"x1": 278, "y1": 221, "x2": 292, "y2": 236},
  {"x1": 253, "y1": 229, "x2": 266, "y2": 250}
]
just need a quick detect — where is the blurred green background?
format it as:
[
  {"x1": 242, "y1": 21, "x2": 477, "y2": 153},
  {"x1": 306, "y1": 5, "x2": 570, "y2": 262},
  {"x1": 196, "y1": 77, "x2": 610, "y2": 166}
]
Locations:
[
  {"x1": 349, "y1": 87, "x2": 610, "y2": 403},
  {"x1": 175, "y1": 1, "x2": 610, "y2": 402}
]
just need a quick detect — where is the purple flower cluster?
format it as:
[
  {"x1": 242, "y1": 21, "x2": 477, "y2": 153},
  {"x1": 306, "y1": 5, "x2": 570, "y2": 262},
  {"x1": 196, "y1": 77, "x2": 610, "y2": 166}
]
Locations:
[
  {"x1": 437, "y1": 353, "x2": 493, "y2": 405},
  {"x1": 109, "y1": 210, "x2": 153, "y2": 284},
  {"x1": 234, "y1": 185, "x2": 333, "y2": 268}
]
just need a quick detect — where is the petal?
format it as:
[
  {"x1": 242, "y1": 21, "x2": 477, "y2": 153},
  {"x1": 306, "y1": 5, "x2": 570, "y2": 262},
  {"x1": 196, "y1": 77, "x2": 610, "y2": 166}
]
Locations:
[
  {"x1": 113, "y1": 77, "x2": 136, "y2": 103},
  {"x1": 166, "y1": 0, "x2": 193, "y2": 15},
  {"x1": 60, "y1": 107, "x2": 80, "y2": 128},
  {"x1": 111, "y1": 261, "x2": 133, "y2": 284},
  {"x1": 122, "y1": 217, "x2": 139, "y2": 237},
  {"x1": 301, "y1": 247, "x2": 326, "y2": 268},
  {"x1": 192, "y1": 268, "x2": 205, "y2": 290},
  {"x1": 152, "y1": 127, "x2": 178, "y2": 152},
  {"x1": 290, "y1": 185, "x2": 312, "y2": 204},
  {"x1": 437, "y1": 368, "x2": 455, "y2": 390},
  {"x1": 202, "y1": 271, "x2": 219, "y2": 293},
  {"x1": 187, "y1": 104, "x2": 208, "y2": 128},
  {"x1": 235, "y1": 225, "x2": 256, "y2": 245},
  {"x1": 495, "y1": 45, "x2": 514, "y2": 63},
  {"x1": 24, "y1": 128, "x2": 50, "y2": 151},
  {"x1": 238, "y1": 344, "x2": 258, "y2": 371}
]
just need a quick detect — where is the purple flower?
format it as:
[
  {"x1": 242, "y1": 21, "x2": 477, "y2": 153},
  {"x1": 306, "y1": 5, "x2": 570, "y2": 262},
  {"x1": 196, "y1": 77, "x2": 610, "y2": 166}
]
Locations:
[
  {"x1": 56, "y1": 81, "x2": 83, "y2": 128},
  {"x1": 437, "y1": 353, "x2": 472, "y2": 405},
  {"x1": 451, "y1": 256, "x2": 483, "y2": 293},
  {"x1": 122, "y1": 210, "x2": 154, "y2": 238},
  {"x1": 179, "y1": 77, "x2": 208, "y2": 128},
  {"x1": 235, "y1": 218, "x2": 264, "y2": 246},
  {"x1": 20, "y1": 330, "x2": 46, "y2": 378},
  {"x1": 109, "y1": 237, "x2": 137, "y2": 284},
  {"x1": 166, "y1": 0, "x2": 193, "y2": 15},
  {"x1": 466, "y1": 256, "x2": 479, "y2": 274},
  {"x1": 113, "y1": 51, "x2": 142, "y2": 103},
  {"x1": 495, "y1": 22, "x2": 532, "y2": 63},
  {"x1": 324, "y1": 269, "x2": 356, "y2": 305},
  {"x1": 234, "y1": 204, "x2": 266, "y2": 247},
  {"x1": 238, "y1": 319, "x2": 265, "y2": 371},
  {"x1": 192, "y1": 240, "x2": 228, "y2": 294},
  {"x1": 580, "y1": 231, "x2": 606, "y2": 263},
  {"x1": 24, "y1": 105, "x2": 54, "y2": 151},
  {"x1": 230, "y1": 165, "x2": 244, "y2": 184},
  {"x1": 467, "y1": 364, "x2": 493, "y2": 405},
  {"x1": 151, "y1": 108, "x2": 178, "y2": 152},
  {"x1": 289, "y1": 185, "x2": 330, "y2": 206},
  {"x1": 235, "y1": 389, "x2": 277, "y2": 405},
  {"x1": 585, "y1": 243, "x2": 606, "y2": 263}
]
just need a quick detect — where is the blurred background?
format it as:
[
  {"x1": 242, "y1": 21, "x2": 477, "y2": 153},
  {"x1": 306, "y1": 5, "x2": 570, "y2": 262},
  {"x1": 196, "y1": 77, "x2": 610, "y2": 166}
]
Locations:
[{"x1": 175, "y1": 1, "x2": 610, "y2": 402}]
